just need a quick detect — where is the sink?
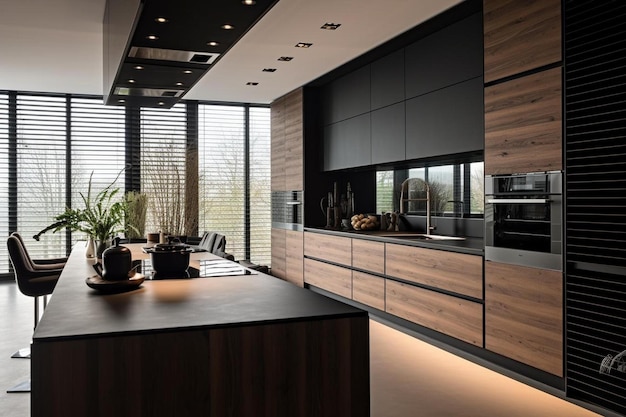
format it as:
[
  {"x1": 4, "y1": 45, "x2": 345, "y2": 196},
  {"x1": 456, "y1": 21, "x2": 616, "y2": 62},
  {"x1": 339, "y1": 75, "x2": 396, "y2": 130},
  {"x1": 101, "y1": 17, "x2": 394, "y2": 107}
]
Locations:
[{"x1": 378, "y1": 233, "x2": 466, "y2": 241}]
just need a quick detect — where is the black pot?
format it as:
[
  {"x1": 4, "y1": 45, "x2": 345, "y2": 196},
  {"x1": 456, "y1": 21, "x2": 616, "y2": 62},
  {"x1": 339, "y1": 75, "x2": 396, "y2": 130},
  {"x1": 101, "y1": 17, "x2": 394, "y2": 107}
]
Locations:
[{"x1": 144, "y1": 240, "x2": 192, "y2": 278}]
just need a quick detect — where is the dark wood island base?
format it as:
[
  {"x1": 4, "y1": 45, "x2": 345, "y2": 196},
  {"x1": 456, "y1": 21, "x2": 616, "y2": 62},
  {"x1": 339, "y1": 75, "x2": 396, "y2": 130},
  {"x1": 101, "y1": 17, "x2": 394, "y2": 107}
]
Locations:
[{"x1": 31, "y1": 244, "x2": 369, "y2": 417}]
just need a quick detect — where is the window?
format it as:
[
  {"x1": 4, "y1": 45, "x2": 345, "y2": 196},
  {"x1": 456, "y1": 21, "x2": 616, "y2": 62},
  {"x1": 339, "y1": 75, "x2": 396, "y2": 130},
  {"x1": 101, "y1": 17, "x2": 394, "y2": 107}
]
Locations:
[{"x1": 0, "y1": 93, "x2": 9, "y2": 273}]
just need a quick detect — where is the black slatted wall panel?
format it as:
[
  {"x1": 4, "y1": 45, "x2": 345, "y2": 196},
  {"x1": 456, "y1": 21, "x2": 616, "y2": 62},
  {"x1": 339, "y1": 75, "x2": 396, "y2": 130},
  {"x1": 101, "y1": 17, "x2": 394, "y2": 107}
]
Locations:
[{"x1": 565, "y1": 1, "x2": 626, "y2": 414}]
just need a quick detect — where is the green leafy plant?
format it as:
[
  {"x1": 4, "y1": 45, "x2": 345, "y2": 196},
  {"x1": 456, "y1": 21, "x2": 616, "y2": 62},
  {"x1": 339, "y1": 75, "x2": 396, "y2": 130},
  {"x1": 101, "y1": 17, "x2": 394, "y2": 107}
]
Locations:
[{"x1": 33, "y1": 169, "x2": 133, "y2": 243}]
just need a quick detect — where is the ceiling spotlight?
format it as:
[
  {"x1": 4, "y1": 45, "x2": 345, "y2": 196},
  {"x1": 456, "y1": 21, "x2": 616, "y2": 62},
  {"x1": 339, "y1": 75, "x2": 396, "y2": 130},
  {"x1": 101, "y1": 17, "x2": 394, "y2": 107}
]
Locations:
[
  {"x1": 146, "y1": 34, "x2": 159, "y2": 40},
  {"x1": 183, "y1": 70, "x2": 193, "y2": 74},
  {"x1": 128, "y1": 79, "x2": 136, "y2": 83},
  {"x1": 321, "y1": 22, "x2": 341, "y2": 30},
  {"x1": 277, "y1": 56, "x2": 293, "y2": 61},
  {"x1": 176, "y1": 82, "x2": 183, "y2": 86},
  {"x1": 158, "y1": 102, "x2": 165, "y2": 106},
  {"x1": 246, "y1": 82, "x2": 259, "y2": 86},
  {"x1": 118, "y1": 99, "x2": 126, "y2": 103},
  {"x1": 155, "y1": 17, "x2": 168, "y2": 23},
  {"x1": 221, "y1": 24, "x2": 235, "y2": 30},
  {"x1": 207, "y1": 41, "x2": 219, "y2": 47},
  {"x1": 295, "y1": 42, "x2": 312, "y2": 48},
  {"x1": 242, "y1": 0, "x2": 256, "y2": 4},
  {"x1": 134, "y1": 65, "x2": 144, "y2": 70},
  {"x1": 263, "y1": 68, "x2": 277, "y2": 72}
]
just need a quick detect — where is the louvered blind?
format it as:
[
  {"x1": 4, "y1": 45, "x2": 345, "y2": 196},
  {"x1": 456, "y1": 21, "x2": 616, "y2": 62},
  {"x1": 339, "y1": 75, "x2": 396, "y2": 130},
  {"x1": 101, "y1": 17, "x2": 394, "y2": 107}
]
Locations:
[
  {"x1": 0, "y1": 93, "x2": 9, "y2": 273},
  {"x1": 565, "y1": 1, "x2": 626, "y2": 414},
  {"x1": 249, "y1": 107, "x2": 271, "y2": 265},
  {"x1": 141, "y1": 104, "x2": 187, "y2": 235},
  {"x1": 16, "y1": 95, "x2": 67, "y2": 259},
  {"x1": 198, "y1": 104, "x2": 246, "y2": 260}
]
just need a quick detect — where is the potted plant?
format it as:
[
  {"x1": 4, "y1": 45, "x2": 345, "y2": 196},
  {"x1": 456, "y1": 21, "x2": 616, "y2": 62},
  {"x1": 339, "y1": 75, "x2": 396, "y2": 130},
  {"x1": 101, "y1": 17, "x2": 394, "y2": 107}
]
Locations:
[{"x1": 33, "y1": 170, "x2": 133, "y2": 258}]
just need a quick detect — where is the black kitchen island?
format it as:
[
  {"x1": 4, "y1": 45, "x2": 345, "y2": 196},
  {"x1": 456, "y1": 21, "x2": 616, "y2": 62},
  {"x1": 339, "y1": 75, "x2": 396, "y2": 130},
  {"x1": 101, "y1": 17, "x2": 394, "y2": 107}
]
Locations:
[{"x1": 31, "y1": 243, "x2": 369, "y2": 417}]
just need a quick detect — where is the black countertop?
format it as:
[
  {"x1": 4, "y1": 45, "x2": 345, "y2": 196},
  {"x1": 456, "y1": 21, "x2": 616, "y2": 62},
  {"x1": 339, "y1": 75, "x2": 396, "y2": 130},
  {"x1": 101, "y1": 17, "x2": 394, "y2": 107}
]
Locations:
[
  {"x1": 305, "y1": 227, "x2": 484, "y2": 256},
  {"x1": 33, "y1": 243, "x2": 365, "y2": 342}
]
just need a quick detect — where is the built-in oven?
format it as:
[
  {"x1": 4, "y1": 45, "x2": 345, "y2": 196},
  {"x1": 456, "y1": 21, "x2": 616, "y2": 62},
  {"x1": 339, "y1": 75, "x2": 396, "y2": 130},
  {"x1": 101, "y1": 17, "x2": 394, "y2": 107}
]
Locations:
[
  {"x1": 485, "y1": 171, "x2": 562, "y2": 271},
  {"x1": 271, "y1": 191, "x2": 303, "y2": 231}
]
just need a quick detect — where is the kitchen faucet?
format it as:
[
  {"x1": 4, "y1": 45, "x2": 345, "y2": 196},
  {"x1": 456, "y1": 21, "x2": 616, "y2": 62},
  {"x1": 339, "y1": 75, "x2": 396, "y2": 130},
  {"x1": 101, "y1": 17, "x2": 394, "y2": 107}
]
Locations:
[{"x1": 399, "y1": 178, "x2": 432, "y2": 234}]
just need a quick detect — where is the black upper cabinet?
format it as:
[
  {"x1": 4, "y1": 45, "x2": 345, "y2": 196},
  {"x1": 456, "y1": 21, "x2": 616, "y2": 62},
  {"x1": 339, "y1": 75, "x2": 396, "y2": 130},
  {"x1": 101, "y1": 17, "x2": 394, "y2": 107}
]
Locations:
[
  {"x1": 371, "y1": 49, "x2": 405, "y2": 111},
  {"x1": 323, "y1": 66, "x2": 371, "y2": 124},
  {"x1": 405, "y1": 77, "x2": 483, "y2": 160},
  {"x1": 323, "y1": 113, "x2": 371, "y2": 171},
  {"x1": 371, "y1": 102, "x2": 405, "y2": 164},
  {"x1": 405, "y1": 13, "x2": 483, "y2": 99}
]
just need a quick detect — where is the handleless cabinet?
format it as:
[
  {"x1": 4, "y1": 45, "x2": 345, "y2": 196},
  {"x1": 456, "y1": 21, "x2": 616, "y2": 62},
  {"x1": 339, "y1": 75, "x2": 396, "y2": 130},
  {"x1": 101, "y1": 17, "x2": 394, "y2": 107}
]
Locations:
[
  {"x1": 371, "y1": 49, "x2": 405, "y2": 110},
  {"x1": 304, "y1": 258, "x2": 352, "y2": 299},
  {"x1": 323, "y1": 113, "x2": 371, "y2": 171},
  {"x1": 272, "y1": 88, "x2": 303, "y2": 191},
  {"x1": 323, "y1": 65, "x2": 371, "y2": 124},
  {"x1": 371, "y1": 102, "x2": 405, "y2": 164}
]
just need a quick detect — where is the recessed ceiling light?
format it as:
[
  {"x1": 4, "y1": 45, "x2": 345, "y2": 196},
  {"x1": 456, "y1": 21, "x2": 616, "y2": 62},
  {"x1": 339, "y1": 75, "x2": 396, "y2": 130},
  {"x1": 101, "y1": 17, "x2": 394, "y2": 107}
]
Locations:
[
  {"x1": 242, "y1": 0, "x2": 256, "y2": 4},
  {"x1": 295, "y1": 42, "x2": 312, "y2": 48},
  {"x1": 134, "y1": 65, "x2": 144, "y2": 70},
  {"x1": 183, "y1": 70, "x2": 193, "y2": 74},
  {"x1": 176, "y1": 82, "x2": 183, "y2": 86},
  {"x1": 278, "y1": 56, "x2": 293, "y2": 61},
  {"x1": 262, "y1": 68, "x2": 277, "y2": 72},
  {"x1": 128, "y1": 79, "x2": 135, "y2": 83},
  {"x1": 207, "y1": 41, "x2": 219, "y2": 47},
  {"x1": 158, "y1": 102, "x2": 165, "y2": 106},
  {"x1": 118, "y1": 99, "x2": 126, "y2": 103},
  {"x1": 221, "y1": 24, "x2": 235, "y2": 30},
  {"x1": 321, "y1": 22, "x2": 341, "y2": 30},
  {"x1": 155, "y1": 17, "x2": 168, "y2": 23},
  {"x1": 146, "y1": 34, "x2": 159, "y2": 40},
  {"x1": 246, "y1": 82, "x2": 259, "y2": 86}
]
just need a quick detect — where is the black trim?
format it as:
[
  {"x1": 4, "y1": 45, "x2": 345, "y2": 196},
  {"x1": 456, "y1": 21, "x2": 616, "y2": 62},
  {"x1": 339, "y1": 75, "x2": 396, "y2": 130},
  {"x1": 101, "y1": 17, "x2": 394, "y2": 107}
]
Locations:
[{"x1": 483, "y1": 61, "x2": 563, "y2": 88}]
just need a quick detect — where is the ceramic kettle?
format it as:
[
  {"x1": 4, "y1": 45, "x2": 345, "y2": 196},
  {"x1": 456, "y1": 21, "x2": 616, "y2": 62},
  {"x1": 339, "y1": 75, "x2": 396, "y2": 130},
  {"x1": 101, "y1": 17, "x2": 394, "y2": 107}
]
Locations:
[{"x1": 93, "y1": 237, "x2": 132, "y2": 281}]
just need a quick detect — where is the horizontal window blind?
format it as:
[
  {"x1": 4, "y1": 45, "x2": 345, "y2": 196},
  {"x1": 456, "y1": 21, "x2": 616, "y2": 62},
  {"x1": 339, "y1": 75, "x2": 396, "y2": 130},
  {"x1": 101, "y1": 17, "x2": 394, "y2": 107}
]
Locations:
[
  {"x1": 16, "y1": 94, "x2": 67, "y2": 260},
  {"x1": 198, "y1": 104, "x2": 246, "y2": 260},
  {"x1": 0, "y1": 94, "x2": 9, "y2": 273},
  {"x1": 249, "y1": 107, "x2": 271, "y2": 265},
  {"x1": 141, "y1": 104, "x2": 187, "y2": 236}
]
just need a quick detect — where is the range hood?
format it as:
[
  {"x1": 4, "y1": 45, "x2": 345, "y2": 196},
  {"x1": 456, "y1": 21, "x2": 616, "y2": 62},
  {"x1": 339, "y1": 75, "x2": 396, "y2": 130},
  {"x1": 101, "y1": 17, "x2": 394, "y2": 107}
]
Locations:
[{"x1": 103, "y1": 0, "x2": 279, "y2": 108}]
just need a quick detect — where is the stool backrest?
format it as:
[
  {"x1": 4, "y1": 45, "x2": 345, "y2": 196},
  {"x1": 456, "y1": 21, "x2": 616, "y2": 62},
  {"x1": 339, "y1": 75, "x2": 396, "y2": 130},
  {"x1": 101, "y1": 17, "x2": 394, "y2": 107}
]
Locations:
[{"x1": 7, "y1": 235, "x2": 59, "y2": 297}]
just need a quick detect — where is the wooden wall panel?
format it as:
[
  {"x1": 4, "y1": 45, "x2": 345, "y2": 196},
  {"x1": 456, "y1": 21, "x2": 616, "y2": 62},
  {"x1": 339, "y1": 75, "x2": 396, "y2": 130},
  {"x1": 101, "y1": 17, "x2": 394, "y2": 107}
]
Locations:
[
  {"x1": 386, "y1": 280, "x2": 483, "y2": 346},
  {"x1": 484, "y1": 0, "x2": 562, "y2": 83},
  {"x1": 271, "y1": 228, "x2": 286, "y2": 279},
  {"x1": 304, "y1": 232, "x2": 352, "y2": 267},
  {"x1": 385, "y1": 243, "x2": 483, "y2": 299},
  {"x1": 270, "y1": 96, "x2": 286, "y2": 191},
  {"x1": 285, "y1": 230, "x2": 304, "y2": 287},
  {"x1": 304, "y1": 258, "x2": 352, "y2": 299},
  {"x1": 284, "y1": 88, "x2": 304, "y2": 191},
  {"x1": 352, "y1": 271, "x2": 385, "y2": 311},
  {"x1": 485, "y1": 261, "x2": 563, "y2": 376},
  {"x1": 352, "y1": 239, "x2": 385, "y2": 275},
  {"x1": 484, "y1": 67, "x2": 562, "y2": 175}
]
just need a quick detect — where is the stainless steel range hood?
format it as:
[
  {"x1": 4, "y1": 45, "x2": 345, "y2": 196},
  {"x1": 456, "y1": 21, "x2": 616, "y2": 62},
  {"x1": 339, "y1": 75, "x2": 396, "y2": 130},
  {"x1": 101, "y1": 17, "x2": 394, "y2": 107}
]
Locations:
[{"x1": 103, "y1": 0, "x2": 280, "y2": 108}]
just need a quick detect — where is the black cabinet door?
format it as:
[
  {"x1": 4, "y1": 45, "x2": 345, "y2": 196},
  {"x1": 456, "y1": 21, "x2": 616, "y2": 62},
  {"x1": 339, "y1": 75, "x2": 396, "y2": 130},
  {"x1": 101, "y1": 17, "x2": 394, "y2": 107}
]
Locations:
[
  {"x1": 323, "y1": 113, "x2": 371, "y2": 171},
  {"x1": 371, "y1": 102, "x2": 405, "y2": 164},
  {"x1": 405, "y1": 77, "x2": 483, "y2": 160},
  {"x1": 405, "y1": 12, "x2": 483, "y2": 99},
  {"x1": 371, "y1": 49, "x2": 405, "y2": 111},
  {"x1": 322, "y1": 65, "x2": 371, "y2": 124}
]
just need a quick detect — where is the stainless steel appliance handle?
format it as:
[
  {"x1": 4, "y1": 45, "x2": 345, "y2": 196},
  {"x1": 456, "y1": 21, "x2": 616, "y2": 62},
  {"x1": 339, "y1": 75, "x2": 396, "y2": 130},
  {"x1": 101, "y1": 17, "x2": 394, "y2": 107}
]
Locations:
[
  {"x1": 486, "y1": 198, "x2": 550, "y2": 204},
  {"x1": 285, "y1": 201, "x2": 302, "y2": 205}
]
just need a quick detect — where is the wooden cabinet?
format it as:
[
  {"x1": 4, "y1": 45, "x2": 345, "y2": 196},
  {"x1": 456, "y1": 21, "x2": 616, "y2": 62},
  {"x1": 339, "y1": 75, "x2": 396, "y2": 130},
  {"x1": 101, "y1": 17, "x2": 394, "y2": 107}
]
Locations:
[
  {"x1": 485, "y1": 261, "x2": 563, "y2": 377},
  {"x1": 371, "y1": 102, "x2": 405, "y2": 164},
  {"x1": 484, "y1": 67, "x2": 562, "y2": 175},
  {"x1": 352, "y1": 239, "x2": 385, "y2": 275},
  {"x1": 385, "y1": 243, "x2": 482, "y2": 299},
  {"x1": 371, "y1": 49, "x2": 404, "y2": 110},
  {"x1": 405, "y1": 77, "x2": 484, "y2": 160},
  {"x1": 323, "y1": 65, "x2": 371, "y2": 124},
  {"x1": 271, "y1": 88, "x2": 303, "y2": 191},
  {"x1": 405, "y1": 12, "x2": 483, "y2": 99},
  {"x1": 304, "y1": 232, "x2": 352, "y2": 267},
  {"x1": 323, "y1": 113, "x2": 371, "y2": 171},
  {"x1": 304, "y1": 258, "x2": 352, "y2": 299},
  {"x1": 386, "y1": 280, "x2": 483, "y2": 346},
  {"x1": 352, "y1": 271, "x2": 385, "y2": 311},
  {"x1": 484, "y1": 0, "x2": 561, "y2": 83},
  {"x1": 285, "y1": 230, "x2": 304, "y2": 287},
  {"x1": 271, "y1": 228, "x2": 286, "y2": 280}
]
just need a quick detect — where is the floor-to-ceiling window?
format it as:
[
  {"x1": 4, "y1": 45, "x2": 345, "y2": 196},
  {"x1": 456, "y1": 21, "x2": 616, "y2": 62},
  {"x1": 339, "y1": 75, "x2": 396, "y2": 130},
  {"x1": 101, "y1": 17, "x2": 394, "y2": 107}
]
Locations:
[{"x1": 0, "y1": 91, "x2": 271, "y2": 277}]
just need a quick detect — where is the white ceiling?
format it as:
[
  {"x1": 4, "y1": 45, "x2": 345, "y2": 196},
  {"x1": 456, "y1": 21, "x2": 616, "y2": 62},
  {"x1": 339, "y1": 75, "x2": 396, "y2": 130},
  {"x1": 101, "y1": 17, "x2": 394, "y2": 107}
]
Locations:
[{"x1": 0, "y1": 0, "x2": 462, "y2": 104}]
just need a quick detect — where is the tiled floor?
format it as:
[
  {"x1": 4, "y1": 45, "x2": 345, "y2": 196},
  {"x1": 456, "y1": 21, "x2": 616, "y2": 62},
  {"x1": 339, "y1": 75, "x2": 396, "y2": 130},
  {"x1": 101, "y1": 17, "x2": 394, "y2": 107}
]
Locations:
[{"x1": 0, "y1": 280, "x2": 607, "y2": 417}]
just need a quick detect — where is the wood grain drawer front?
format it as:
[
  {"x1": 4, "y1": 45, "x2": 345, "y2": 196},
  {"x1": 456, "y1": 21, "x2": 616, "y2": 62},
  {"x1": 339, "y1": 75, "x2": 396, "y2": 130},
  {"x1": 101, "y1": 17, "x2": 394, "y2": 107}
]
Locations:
[
  {"x1": 484, "y1": 0, "x2": 561, "y2": 83},
  {"x1": 385, "y1": 243, "x2": 482, "y2": 299},
  {"x1": 484, "y1": 67, "x2": 562, "y2": 175},
  {"x1": 285, "y1": 230, "x2": 304, "y2": 287},
  {"x1": 352, "y1": 239, "x2": 385, "y2": 275},
  {"x1": 386, "y1": 280, "x2": 483, "y2": 346},
  {"x1": 352, "y1": 271, "x2": 385, "y2": 311},
  {"x1": 485, "y1": 261, "x2": 563, "y2": 377},
  {"x1": 304, "y1": 258, "x2": 352, "y2": 299},
  {"x1": 304, "y1": 233, "x2": 352, "y2": 266},
  {"x1": 271, "y1": 228, "x2": 286, "y2": 279}
]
